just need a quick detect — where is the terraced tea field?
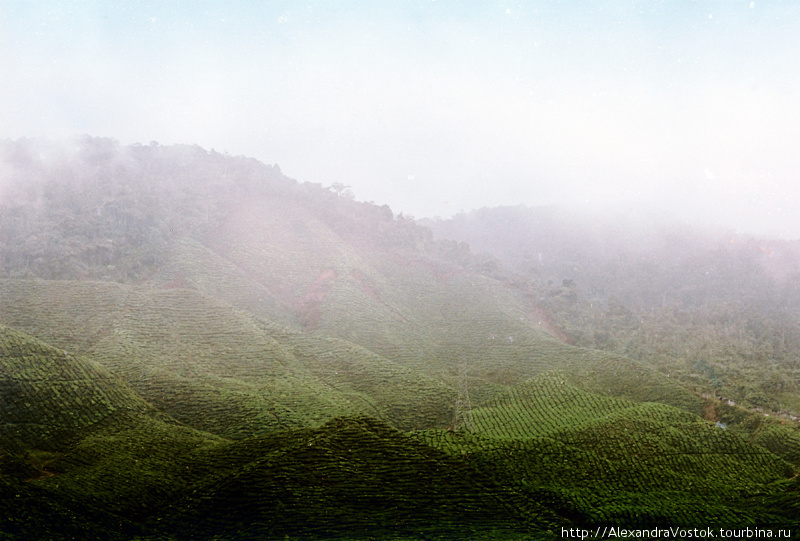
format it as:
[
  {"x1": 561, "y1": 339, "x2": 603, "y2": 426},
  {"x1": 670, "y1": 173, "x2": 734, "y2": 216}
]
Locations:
[
  {"x1": 0, "y1": 279, "x2": 454, "y2": 437},
  {"x1": 414, "y1": 373, "x2": 800, "y2": 528},
  {"x1": 1, "y1": 326, "x2": 561, "y2": 538},
  {"x1": 1, "y1": 140, "x2": 799, "y2": 538}
]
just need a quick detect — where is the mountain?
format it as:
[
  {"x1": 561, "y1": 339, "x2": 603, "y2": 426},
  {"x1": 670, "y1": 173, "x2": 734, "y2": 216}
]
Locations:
[
  {"x1": 423, "y1": 205, "x2": 800, "y2": 310},
  {"x1": 426, "y1": 205, "x2": 800, "y2": 415},
  {"x1": 1, "y1": 137, "x2": 799, "y2": 538}
]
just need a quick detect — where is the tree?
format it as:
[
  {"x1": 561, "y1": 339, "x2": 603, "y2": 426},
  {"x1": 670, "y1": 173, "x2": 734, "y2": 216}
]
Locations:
[{"x1": 328, "y1": 182, "x2": 354, "y2": 199}]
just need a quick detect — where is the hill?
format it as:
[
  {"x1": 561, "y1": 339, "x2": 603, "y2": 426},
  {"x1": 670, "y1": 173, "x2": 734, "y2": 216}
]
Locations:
[
  {"x1": 3, "y1": 325, "x2": 798, "y2": 539},
  {"x1": 2, "y1": 137, "x2": 799, "y2": 537},
  {"x1": 416, "y1": 373, "x2": 800, "y2": 527},
  {"x1": 1, "y1": 325, "x2": 564, "y2": 539},
  {"x1": 426, "y1": 205, "x2": 800, "y2": 416}
]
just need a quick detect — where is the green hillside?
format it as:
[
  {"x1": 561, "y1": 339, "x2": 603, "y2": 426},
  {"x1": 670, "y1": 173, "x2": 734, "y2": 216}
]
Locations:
[
  {"x1": 154, "y1": 416, "x2": 565, "y2": 539},
  {"x1": 0, "y1": 323, "x2": 222, "y2": 539},
  {"x1": 415, "y1": 373, "x2": 800, "y2": 528},
  {"x1": 1, "y1": 325, "x2": 563, "y2": 539},
  {"x1": 2, "y1": 326, "x2": 798, "y2": 538},
  {"x1": 0, "y1": 279, "x2": 454, "y2": 436},
  {"x1": 0, "y1": 272, "x2": 705, "y2": 438},
  {"x1": 0, "y1": 324, "x2": 159, "y2": 449},
  {"x1": 1, "y1": 138, "x2": 799, "y2": 537}
]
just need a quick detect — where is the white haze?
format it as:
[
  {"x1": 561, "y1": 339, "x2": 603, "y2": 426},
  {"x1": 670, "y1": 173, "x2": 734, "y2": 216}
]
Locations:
[{"x1": 2, "y1": 1, "x2": 800, "y2": 238}]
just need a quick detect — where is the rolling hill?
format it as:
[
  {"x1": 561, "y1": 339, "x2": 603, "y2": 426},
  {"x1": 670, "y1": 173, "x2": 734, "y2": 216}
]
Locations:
[
  {"x1": 2, "y1": 324, "x2": 567, "y2": 539},
  {"x1": 1, "y1": 137, "x2": 799, "y2": 538}
]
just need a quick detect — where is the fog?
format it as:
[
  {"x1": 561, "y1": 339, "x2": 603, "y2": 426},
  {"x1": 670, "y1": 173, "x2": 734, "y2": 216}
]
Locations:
[{"x1": 2, "y1": 1, "x2": 800, "y2": 238}]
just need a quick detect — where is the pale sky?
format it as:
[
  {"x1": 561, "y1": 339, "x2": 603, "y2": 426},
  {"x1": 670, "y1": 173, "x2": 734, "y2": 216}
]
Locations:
[{"x1": 2, "y1": 1, "x2": 800, "y2": 237}]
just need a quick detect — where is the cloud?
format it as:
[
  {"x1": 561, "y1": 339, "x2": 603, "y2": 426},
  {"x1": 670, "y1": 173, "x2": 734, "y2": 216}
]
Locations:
[{"x1": 2, "y1": 1, "x2": 800, "y2": 237}]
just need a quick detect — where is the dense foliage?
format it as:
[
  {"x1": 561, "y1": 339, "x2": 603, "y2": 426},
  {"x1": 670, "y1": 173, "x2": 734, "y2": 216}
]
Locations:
[{"x1": 428, "y1": 205, "x2": 800, "y2": 416}]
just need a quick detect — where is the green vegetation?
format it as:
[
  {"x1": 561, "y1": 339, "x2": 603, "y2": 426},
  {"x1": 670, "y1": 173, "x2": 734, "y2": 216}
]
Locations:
[
  {"x1": 415, "y1": 373, "x2": 799, "y2": 528},
  {"x1": 428, "y1": 205, "x2": 800, "y2": 417},
  {"x1": 1, "y1": 138, "x2": 799, "y2": 538}
]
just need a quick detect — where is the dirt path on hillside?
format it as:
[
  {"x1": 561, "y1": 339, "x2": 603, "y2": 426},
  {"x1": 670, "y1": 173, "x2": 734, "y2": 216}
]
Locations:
[{"x1": 526, "y1": 303, "x2": 572, "y2": 344}]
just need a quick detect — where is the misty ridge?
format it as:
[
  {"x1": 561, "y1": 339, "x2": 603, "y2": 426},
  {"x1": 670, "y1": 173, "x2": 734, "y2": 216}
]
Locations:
[
  {"x1": 3, "y1": 135, "x2": 800, "y2": 306},
  {"x1": 3, "y1": 135, "x2": 800, "y2": 410},
  {"x1": 2, "y1": 135, "x2": 800, "y2": 538},
  {"x1": 0, "y1": 136, "x2": 432, "y2": 280},
  {"x1": 425, "y1": 204, "x2": 800, "y2": 312}
]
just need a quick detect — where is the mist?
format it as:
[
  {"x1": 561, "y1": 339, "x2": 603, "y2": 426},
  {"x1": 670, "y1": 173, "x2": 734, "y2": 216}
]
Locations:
[
  {"x1": 4, "y1": 6, "x2": 800, "y2": 532},
  {"x1": 3, "y1": 1, "x2": 800, "y2": 237}
]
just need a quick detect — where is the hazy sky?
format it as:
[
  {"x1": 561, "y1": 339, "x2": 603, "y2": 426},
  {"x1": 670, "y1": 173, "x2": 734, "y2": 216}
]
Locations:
[{"x1": 2, "y1": 1, "x2": 800, "y2": 237}]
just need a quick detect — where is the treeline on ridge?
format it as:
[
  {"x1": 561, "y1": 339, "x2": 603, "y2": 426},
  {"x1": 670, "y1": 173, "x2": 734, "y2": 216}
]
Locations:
[{"x1": 0, "y1": 137, "x2": 494, "y2": 283}]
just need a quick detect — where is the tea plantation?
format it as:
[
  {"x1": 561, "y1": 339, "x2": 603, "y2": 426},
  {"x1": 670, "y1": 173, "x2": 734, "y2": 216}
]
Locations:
[{"x1": 2, "y1": 139, "x2": 799, "y2": 538}]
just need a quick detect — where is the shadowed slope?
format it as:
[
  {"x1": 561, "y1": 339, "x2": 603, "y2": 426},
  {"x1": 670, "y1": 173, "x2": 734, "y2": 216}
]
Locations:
[
  {"x1": 0, "y1": 324, "x2": 157, "y2": 449},
  {"x1": 0, "y1": 324, "x2": 224, "y2": 539},
  {"x1": 155, "y1": 416, "x2": 566, "y2": 539},
  {"x1": 0, "y1": 330, "x2": 566, "y2": 539}
]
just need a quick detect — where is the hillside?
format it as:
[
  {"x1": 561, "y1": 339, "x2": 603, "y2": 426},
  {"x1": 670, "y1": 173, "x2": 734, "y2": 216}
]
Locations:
[
  {"x1": 426, "y1": 205, "x2": 800, "y2": 416},
  {"x1": 2, "y1": 137, "x2": 799, "y2": 537},
  {"x1": 2, "y1": 324, "x2": 566, "y2": 539},
  {"x1": 416, "y1": 373, "x2": 800, "y2": 527},
  {"x1": 0, "y1": 278, "x2": 455, "y2": 435},
  {"x1": 3, "y1": 324, "x2": 799, "y2": 539},
  {"x1": 0, "y1": 323, "x2": 223, "y2": 538},
  {"x1": 423, "y1": 205, "x2": 800, "y2": 312}
]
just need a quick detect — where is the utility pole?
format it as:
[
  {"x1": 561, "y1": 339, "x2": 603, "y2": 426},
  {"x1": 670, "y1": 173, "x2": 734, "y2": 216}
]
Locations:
[{"x1": 453, "y1": 358, "x2": 474, "y2": 432}]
